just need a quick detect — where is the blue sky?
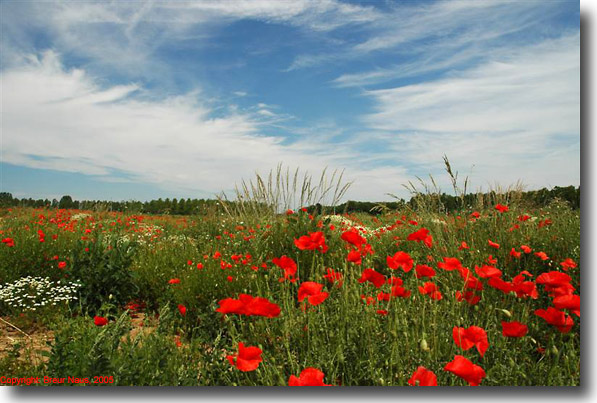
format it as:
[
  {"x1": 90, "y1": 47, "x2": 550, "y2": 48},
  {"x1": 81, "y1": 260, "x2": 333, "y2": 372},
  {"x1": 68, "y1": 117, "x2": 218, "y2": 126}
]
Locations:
[{"x1": 0, "y1": 0, "x2": 580, "y2": 202}]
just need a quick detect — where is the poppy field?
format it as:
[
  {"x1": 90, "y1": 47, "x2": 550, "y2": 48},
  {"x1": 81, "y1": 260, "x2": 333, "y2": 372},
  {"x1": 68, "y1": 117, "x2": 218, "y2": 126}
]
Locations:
[{"x1": 0, "y1": 197, "x2": 580, "y2": 386}]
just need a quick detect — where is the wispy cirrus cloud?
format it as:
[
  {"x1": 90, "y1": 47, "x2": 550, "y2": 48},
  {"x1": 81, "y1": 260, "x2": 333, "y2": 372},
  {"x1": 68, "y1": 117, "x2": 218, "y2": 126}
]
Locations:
[
  {"x1": 1, "y1": 0, "x2": 379, "y2": 80},
  {"x1": 291, "y1": 0, "x2": 569, "y2": 80},
  {"x1": 356, "y1": 33, "x2": 580, "y2": 191}
]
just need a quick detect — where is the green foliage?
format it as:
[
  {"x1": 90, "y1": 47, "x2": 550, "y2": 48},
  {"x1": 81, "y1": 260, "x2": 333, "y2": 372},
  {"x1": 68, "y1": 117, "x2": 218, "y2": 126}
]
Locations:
[
  {"x1": 0, "y1": 199, "x2": 580, "y2": 386},
  {"x1": 67, "y1": 232, "x2": 139, "y2": 314},
  {"x1": 41, "y1": 310, "x2": 201, "y2": 385}
]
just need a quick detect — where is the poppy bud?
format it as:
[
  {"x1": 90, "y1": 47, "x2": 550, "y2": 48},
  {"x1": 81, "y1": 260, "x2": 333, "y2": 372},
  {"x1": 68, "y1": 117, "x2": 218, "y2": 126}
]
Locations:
[
  {"x1": 420, "y1": 339, "x2": 430, "y2": 352},
  {"x1": 500, "y1": 309, "x2": 512, "y2": 318},
  {"x1": 551, "y1": 345, "x2": 559, "y2": 355}
]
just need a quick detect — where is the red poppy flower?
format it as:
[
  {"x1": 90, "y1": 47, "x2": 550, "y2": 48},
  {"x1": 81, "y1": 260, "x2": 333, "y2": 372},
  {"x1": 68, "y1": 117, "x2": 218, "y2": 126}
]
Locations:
[
  {"x1": 288, "y1": 368, "x2": 331, "y2": 386},
  {"x1": 359, "y1": 242, "x2": 375, "y2": 256},
  {"x1": 501, "y1": 321, "x2": 528, "y2": 337},
  {"x1": 294, "y1": 231, "x2": 328, "y2": 253},
  {"x1": 518, "y1": 214, "x2": 531, "y2": 221},
  {"x1": 511, "y1": 272, "x2": 538, "y2": 299},
  {"x1": 298, "y1": 282, "x2": 329, "y2": 306},
  {"x1": 216, "y1": 294, "x2": 281, "y2": 318},
  {"x1": 495, "y1": 204, "x2": 509, "y2": 213},
  {"x1": 415, "y1": 264, "x2": 436, "y2": 279},
  {"x1": 177, "y1": 304, "x2": 187, "y2": 316},
  {"x1": 488, "y1": 277, "x2": 512, "y2": 294},
  {"x1": 376, "y1": 292, "x2": 391, "y2": 302},
  {"x1": 244, "y1": 295, "x2": 281, "y2": 317},
  {"x1": 2, "y1": 238, "x2": 15, "y2": 247},
  {"x1": 560, "y1": 258, "x2": 577, "y2": 271},
  {"x1": 553, "y1": 294, "x2": 580, "y2": 317},
  {"x1": 534, "y1": 251, "x2": 549, "y2": 261},
  {"x1": 418, "y1": 282, "x2": 442, "y2": 300},
  {"x1": 387, "y1": 277, "x2": 403, "y2": 286},
  {"x1": 361, "y1": 294, "x2": 376, "y2": 305},
  {"x1": 520, "y1": 245, "x2": 532, "y2": 253},
  {"x1": 358, "y1": 268, "x2": 386, "y2": 288},
  {"x1": 407, "y1": 228, "x2": 433, "y2": 248},
  {"x1": 470, "y1": 211, "x2": 480, "y2": 219},
  {"x1": 536, "y1": 271, "x2": 574, "y2": 297},
  {"x1": 474, "y1": 265, "x2": 502, "y2": 279},
  {"x1": 487, "y1": 240, "x2": 500, "y2": 249},
  {"x1": 226, "y1": 342, "x2": 263, "y2": 372},
  {"x1": 510, "y1": 248, "x2": 521, "y2": 259},
  {"x1": 376, "y1": 309, "x2": 388, "y2": 315},
  {"x1": 341, "y1": 229, "x2": 366, "y2": 248},
  {"x1": 387, "y1": 251, "x2": 414, "y2": 272},
  {"x1": 458, "y1": 241, "x2": 470, "y2": 250},
  {"x1": 94, "y1": 316, "x2": 108, "y2": 326},
  {"x1": 536, "y1": 271, "x2": 571, "y2": 287},
  {"x1": 58, "y1": 261, "x2": 67, "y2": 269},
  {"x1": 168, "y1": 278, "x2": 181, "y2": 285},
  {"x1": 391, "y1": 283, "x2": 411, "y2": 298},
  {"x1": 453, "y1": 326, "x2": 489, "y2": 357},
  {"x1": 444, "y1": 355, "x2": 486, "y2": 386},
  {"x1": 323, "y1": 268, "x2": 343, "y2": 286},
  {"x1": 534, "y1": 307, "x2": 574, "y2": 333},
  {"x1": 458, "y1": 268, "x2": 483, "y2": 291},
  {"x1": 408, "y1": 366, "x2": 437, "y2": 386},
  {"x1": 538, "y1": 219, "x2": 552, "y2": 228},
  {"x1": 347, "y1": 249, "x2": 362, "y2": 265},
  {"x1": 437, "y1": 257, "x2": 463, "y2": 271},
  {"x1": 456, "y1": 290, "x2": 481, "y2": 305},
  {"x1": 272, "y1": 255, "x2": 298, "y2": 282}
]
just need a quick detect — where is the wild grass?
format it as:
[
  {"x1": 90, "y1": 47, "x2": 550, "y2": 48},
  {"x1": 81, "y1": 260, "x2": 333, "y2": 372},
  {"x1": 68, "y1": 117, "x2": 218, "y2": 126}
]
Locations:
[{"x1": 217, "y1": 163, "x2": 352, "y2": 221}]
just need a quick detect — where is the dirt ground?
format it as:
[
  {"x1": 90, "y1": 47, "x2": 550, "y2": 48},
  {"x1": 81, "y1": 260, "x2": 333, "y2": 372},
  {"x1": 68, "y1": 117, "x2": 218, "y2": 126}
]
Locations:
[
  {"x1": 0, "y1": 317, "x2": 54, "y2": 366},
  {"x1": 0, "y1": 312, "x2": 157, "y2": 367}
]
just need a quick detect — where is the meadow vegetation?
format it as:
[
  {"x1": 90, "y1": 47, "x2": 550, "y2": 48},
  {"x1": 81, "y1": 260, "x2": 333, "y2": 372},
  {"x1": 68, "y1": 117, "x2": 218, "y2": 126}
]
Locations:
[{"x1": 0, "y1": 167, "x2": 580, "y2": 386}]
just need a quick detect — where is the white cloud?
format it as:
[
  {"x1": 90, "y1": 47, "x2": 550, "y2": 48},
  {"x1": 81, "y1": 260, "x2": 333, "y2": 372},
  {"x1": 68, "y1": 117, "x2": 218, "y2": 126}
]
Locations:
[
  {"x1": 1, "y1": 0, "x2": 380, "y2": 81},
  {"x1": 351, "y1": 0, "x2": 539, "y2": 53},
  {"x1": 359, "y1": 33, "x2": 580, "y2": 192},
  {"x1": 293, "y1": 0, "x2": 565, "y2": 75},
  {"x1": 332, "y1": 45, "x2": 486, "y2": 88},
  {"x1": 257, "y1": 109, "x2": 276, "y2": 117},
  {"x1": 1, "y1": 51, "x2": 409, "y2": 201}
]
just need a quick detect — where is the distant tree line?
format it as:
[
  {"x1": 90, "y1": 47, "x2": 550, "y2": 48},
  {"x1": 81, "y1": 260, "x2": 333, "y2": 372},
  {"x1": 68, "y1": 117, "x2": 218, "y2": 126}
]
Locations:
[
  {"x1": 0, "y1": 185, "x2": 579, "y2": 215},
  {"x1": 314, "y1": 185, "x2": 580, "y2": 215},
  {"x1": 0, "y1": 193, "x2": 228, "y2": 215}
]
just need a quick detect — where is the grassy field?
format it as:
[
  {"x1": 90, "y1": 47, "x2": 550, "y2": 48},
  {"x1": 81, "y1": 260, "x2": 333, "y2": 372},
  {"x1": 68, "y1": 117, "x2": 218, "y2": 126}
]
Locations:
[{"x1": 0, "y1": 196, "x2": 580, "y2": 386}]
